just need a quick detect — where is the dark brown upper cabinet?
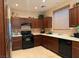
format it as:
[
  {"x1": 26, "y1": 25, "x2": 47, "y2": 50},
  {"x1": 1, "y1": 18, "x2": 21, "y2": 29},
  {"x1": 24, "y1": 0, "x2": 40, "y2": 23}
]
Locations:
[
  {"x1": 11, "y1": 17, "x2": 52, "y2": 29},
  {"x1": 11, "y1": 17, "x2": 32, "y2": 29},
  {"x1": 77, "y1": 6, "x2": 79, "y2": 24},
  {"x1": 31, "y1": 18, "x2": 41, "y2": 28},
  {"x1": 11, "y1": 17, "x2": 21, "y2": 29},
  {"x1": 69, "y1": 6, "x2": 79, "y2": 27},
  {"x1": 44, "y1": 17, "x2": 52, "y2": 28}
]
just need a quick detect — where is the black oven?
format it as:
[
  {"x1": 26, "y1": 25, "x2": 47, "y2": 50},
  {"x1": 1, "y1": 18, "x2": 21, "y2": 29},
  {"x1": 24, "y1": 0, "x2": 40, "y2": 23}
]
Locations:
[{"x1": 21, "y1": 31, "x2": 34, "y2": 49}]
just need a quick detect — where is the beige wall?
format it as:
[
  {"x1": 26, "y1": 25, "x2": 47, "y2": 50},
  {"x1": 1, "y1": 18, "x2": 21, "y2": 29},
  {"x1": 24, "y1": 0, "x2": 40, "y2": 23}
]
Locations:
[{"x1": 53, "y1": 28, "x2": 76, "y2": 36}]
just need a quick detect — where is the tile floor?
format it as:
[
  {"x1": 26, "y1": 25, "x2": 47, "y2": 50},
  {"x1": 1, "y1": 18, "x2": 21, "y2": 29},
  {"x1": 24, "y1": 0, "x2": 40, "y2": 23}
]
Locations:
[{"x1": 11, "y1": 46, "x2": 61, "y2": 58}]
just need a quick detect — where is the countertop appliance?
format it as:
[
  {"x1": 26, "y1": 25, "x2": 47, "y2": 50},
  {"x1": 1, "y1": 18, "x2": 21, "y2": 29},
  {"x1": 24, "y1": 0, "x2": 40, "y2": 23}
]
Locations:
[
  {"x1": 21, "y1": 23, "x2": 34, "y2": 49},
  {"x1": 59, "y1": 39, "x2": 72, "y2": 58},
  {"x1": 74, "y1": 33, "x2": 79, "y2": 38}
]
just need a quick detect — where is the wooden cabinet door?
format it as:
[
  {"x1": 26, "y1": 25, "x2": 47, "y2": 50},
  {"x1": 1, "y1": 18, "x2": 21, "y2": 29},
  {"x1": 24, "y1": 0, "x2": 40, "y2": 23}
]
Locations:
[
  {"x1": 69, "y1": 7, "x2": 78, "y2": 27},
  {"x1": 31, "y1": 19, "x2": 41, "y2": 28},
  {"x1": 31, "y1": 19, "x2": 35, "y2": 28},
  {"x1": 42, "y1": 36, "x2": 59, "y2": 53},
  {"x1": 42, "y1": 36, "x2": 49, "y2": 48},
  {"x1": 11, "y1": 17, "x2": 21, "y2": 29},
  {"x1": 34, "y1": 35, "x2": 41, "y2": 47},
  {"x1": 46, "y1": 37, "x2": 59, "y2": 53},
  {"x1": 47, "y1": 17, "x2": 52, "y2": 28},
  {"x1": 44, "y1": 17, "x2": 52, "y2": 28},
  {"x1": 72, "y1": 41, "x2": 79, "y2": 58},
  {"x1": 77, "y1": 7, "x2": 79, "y2": 24},
  {"x1": 72, "y1": 47, "x2": 79, "y2": 58},
  {"x1": 20, "y1": 18, "x2": 31, "y2": 25},
  {"x1": 12, "y1": 37, "x2": 22, "y2": 50}
]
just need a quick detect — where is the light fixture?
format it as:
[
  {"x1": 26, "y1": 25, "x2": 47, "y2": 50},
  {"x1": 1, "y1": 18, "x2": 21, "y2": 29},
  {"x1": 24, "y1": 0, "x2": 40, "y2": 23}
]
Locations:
[
  {"x1": 35, "y1": 6, "x2": 38, "y2": 9},
  {"x1": 42, "y1": 0, "x2": 46, "y2": 2},
  {"x1": 16, "y1": 4, "x2": 18, "y2": 7}
]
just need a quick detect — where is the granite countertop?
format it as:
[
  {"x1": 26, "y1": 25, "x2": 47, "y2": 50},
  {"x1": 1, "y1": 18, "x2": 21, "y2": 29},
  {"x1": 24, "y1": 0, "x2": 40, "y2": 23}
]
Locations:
[
  {"x1": 12, "y1": 34, "x2": 22, "y2": 37},
  {"x1": 33, "y1": 33, "x2": 79, "y2": 42},
  {"x1": 12, "y1": 32, "x2": 22, "y2": 37},
  {"x1": 41, "y1": 33, "x2": 79, "y2": 42},
  {"x1": 12, "y1": 32, "x2": 79, "y2": 42}
]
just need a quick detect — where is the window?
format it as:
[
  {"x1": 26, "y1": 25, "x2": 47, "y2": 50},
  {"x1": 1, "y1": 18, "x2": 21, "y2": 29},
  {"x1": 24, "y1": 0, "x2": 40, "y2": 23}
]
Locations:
[{"x1": 53, "y1": 7, "x2": 69, "y2": 29}]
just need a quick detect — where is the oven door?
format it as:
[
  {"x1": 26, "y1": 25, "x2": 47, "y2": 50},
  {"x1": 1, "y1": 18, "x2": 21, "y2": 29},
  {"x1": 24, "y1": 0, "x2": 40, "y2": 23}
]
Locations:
[{"x1": 22, "y1": 35, "x2": 34, "y2": 49}]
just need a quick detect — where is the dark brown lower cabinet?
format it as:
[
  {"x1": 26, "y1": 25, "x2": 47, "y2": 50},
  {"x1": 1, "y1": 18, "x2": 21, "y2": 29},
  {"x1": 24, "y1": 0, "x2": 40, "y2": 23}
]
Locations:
[
  {"x1": 11, "y1": 35, "x2": 79, "y2": 58},
  {"x1": 72, "y1": 41, "x2": 79, "y2": 58},
  {"x1": 42, "y1": 36, "x2": 59, "y2": 54},
  {"x1": 34, "y1": 35, "x2": 41, "y2": 47},
  {"x1": 12, "y1": 37, "x2": 22, "y2": 50}
]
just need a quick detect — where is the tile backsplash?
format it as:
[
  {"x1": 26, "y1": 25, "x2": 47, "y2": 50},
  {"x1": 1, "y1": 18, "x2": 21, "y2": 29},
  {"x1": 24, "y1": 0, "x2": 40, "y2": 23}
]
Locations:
[{"x1": 53, "y1": 28, "x2": 76, "y2": 36}]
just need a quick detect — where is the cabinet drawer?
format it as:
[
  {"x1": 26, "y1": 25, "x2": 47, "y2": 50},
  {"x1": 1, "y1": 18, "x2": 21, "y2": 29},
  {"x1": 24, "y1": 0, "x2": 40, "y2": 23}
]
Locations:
[
  {"x1": 12, "y1": 37, "x2": 22, "y2": 40},
  {"x1": 72, "y1": 41, "x2": 79, "y2": 47}
]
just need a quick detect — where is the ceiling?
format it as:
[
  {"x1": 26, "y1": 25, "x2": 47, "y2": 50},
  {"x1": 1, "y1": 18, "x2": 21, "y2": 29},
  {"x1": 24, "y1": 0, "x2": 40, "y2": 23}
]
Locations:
[{"x1": 7, "y1": 0, "x2": 69, "y2": 12}]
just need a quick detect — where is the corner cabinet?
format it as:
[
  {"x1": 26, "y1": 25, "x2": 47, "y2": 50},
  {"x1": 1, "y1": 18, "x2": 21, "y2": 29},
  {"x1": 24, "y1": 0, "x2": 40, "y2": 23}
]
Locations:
[
  {"x1": 12, "y1": 37, "x2": 22, "y2": 50},
  {"x1": 34, "y1": 35, "x2": 42, "y2": 47},
  {"x1": 41, "y1": 36, "x2": 59, "y2": 54}
]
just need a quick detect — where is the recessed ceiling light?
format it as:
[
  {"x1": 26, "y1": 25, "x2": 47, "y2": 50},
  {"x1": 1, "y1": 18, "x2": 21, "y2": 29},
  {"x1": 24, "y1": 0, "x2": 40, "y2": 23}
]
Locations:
[
  {"x1": 42, "y1": 0, "x2": 46, "y2": 2},
  {"x1": 35, "y1": 7, "x2": 38, "y2": 9},
  {"x1": 16, "y1": 4, "x2": 18, "y2": 7}
]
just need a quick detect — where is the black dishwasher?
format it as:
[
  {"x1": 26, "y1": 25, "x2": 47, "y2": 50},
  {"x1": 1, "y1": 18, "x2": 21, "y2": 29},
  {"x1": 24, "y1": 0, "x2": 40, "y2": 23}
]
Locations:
[{"x1": 59, "y1": 39, "x2": 72, "y2": 58}]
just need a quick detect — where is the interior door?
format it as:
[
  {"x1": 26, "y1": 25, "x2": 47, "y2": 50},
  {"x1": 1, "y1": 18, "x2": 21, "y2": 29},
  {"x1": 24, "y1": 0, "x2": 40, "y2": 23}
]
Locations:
[{"x1": 4, "y1": 0, "x2": 10, "y2": 57}]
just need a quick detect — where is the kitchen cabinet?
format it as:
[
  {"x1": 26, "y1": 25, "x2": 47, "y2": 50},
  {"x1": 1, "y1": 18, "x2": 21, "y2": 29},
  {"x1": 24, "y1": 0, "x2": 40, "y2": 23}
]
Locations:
[
  {"x1": 34, "y1": 35, "x2": 41, "y2": 47},
  {"x1": 44, "y1": 17, "x2": 52, "y2": 28},
  {"x1": 42, "y1": 36, "x2": 59, "y2": 53},
  {"x1": 20, "y1": 18, "x2": 31, "y2": 25},
  {"x1": 69, "y1": 6, "x2": 79, "y2": 27},
  {"x1": 11, "y1": 17, "x2": 52, "y2": 29},
  {"x1": 11, "y1": 17, "x2": 21, "y2": 29},
  {"x1": 77, "y1": 6, "x2": 79, "y2": 24},
  {"x1": 11, "y1": 17, "x2": 31, "y2": 29},
  {"x1": 12, "y1": 37, "x2": 22, "y2": 50},
  {"x1": 31, "y1": 19, "x2": 41, "y2": 28},
  {"x1": 72, "y1": 41, "x2": 79, "y2": 58},
  {"x1": 31, "y1": 17, "x2": 52, "y2": 28}
]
